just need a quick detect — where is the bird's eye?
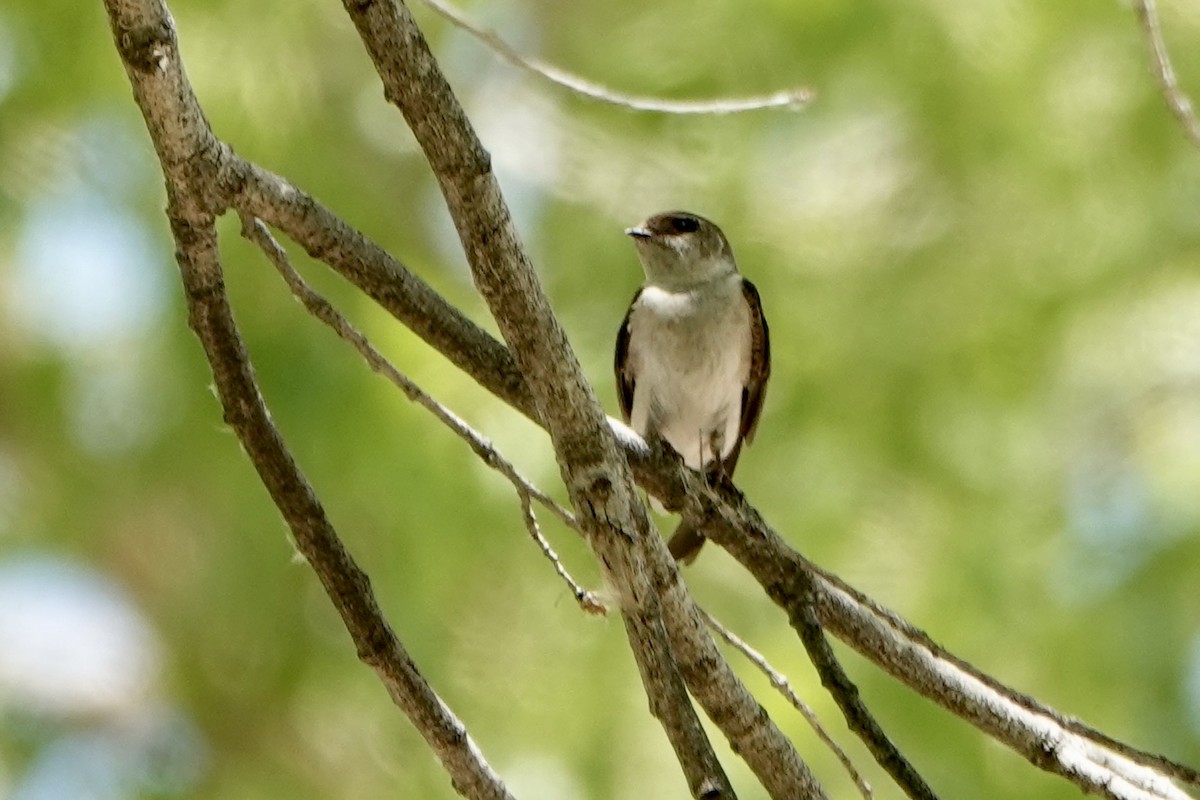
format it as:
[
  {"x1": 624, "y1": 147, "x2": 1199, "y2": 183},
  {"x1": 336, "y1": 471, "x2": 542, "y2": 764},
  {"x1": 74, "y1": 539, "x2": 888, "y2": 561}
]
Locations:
[{"x1": 670, "y1": 216, "x2": 700, "y2": 234}]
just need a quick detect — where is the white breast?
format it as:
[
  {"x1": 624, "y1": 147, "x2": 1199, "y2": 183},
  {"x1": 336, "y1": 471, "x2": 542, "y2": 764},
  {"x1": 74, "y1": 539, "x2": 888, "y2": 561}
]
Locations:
[{"x1": 627, "y1": 276, "x2": 750, "y2": 469}]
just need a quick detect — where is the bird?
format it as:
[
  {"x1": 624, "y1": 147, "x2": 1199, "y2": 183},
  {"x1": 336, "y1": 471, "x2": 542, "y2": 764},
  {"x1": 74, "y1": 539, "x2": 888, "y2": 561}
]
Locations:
[{"x1": 614, "y1": 211, "x2": 770, "y2": 562}]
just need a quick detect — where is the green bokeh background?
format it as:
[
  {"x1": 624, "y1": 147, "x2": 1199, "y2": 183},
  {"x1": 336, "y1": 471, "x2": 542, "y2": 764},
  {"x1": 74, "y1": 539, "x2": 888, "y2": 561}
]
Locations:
[{"x1": 2, "y1": 0, "x2": 1199, "y2": 797}]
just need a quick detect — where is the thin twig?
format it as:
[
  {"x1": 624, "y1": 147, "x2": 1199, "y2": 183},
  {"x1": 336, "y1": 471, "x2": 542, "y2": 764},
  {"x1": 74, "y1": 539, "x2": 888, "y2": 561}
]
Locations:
[
  {"x1": 1133, "y1": 0, "x2": 1200, "y2": 149},
  {"x1": 791, "y1": 599, "x2": 939, "y2": 800},
  {"x1": 703, "y1": 610, "x2": 873, "y2": 800},
  {"x1": 517, "y1": 488, "x2": 607, "y2": 615},
  {"x1": 238, "y1": 213, "x2": 604, "y2": 615},
  {"x1": 420, "y1": 0, "x2": 813, "y2": 114},
  {"x1": 692, "y1": 481, "x2": 1198, "y2": 800},
  {"x1": 805, "y1": 559, "x2": 1200, "y2": 797}
]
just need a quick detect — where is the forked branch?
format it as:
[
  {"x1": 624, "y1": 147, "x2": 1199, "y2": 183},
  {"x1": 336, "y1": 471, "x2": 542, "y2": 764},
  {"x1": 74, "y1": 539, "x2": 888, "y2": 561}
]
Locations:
[
  {"x1": 341, "y1": 1, "x2": 824, "y2": 795},
  {"x1": 102, "y1": 0, "x2": 1200, "y2": 797}
]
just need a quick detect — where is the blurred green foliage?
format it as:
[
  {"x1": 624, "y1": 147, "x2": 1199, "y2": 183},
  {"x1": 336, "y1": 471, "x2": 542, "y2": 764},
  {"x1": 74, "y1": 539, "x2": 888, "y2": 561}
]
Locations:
[{"x1": 1, "y1": 0, "x2": 1199, "y2": 797}]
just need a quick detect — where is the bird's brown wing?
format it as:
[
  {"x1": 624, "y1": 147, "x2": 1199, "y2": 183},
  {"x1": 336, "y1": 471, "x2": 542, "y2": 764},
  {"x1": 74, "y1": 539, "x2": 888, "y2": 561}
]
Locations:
[
  {"x1": 614, "y1": 289, "x2": 642, "y2": 422},
  {"x1": 739, "y1": 278, "x2": 771, "y2": 444},
  {"x1": 718, "y1": 278, "x2": 771, "y2": 477}
]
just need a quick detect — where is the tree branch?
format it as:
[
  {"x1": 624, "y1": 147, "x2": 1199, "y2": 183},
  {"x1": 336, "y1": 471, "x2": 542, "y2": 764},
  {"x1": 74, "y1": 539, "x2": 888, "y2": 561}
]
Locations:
[
  {"x1": 703, "y1": 610, "x2": 874, "y2": 800},
  {"x1": 792, "y1": 599, "x2": 936, "y2": 800},
  {"x1": 419, "y1": 0, "x2": 813, "y2": 114},
  {"x1": 691, "y1": 483, "x2": 1198, "y2": 800},
  {"x1": 341, "y1": 0, "x2": 728, "y2": 792},
  {"x1": 653, "y1": 559, "x2": 828, "y2": 799},
  {"x1": 103, "y1": 0, "x2": 1200, "y2": 797},
  {"x1": 226, "y1": 157, "x2": 537, "y2": 420},
  {"x1": 340, "y1": 2, "x2": 827, "y2": 796},
  {"x1": 104, "y1": 2, "x2": 514, "y2": 798},
  {"x1": 238, "y1": 213, "x2": 604, "y2": 615},
  {"x1": 1133, "y1": 0, "x2": 1200, "y2": 150}
]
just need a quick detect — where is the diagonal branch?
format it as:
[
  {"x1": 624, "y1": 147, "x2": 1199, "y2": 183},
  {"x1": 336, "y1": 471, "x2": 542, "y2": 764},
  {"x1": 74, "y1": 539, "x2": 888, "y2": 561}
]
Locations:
[
  {"x1": 103, "y1": 0, "x2": 1200, "y2": 797},
  {"x1": 238, "y1": 213, "x2": 604, "y2": 615},
  {"x1": 703, "y1": 610, "x2": 874, "y2": 800},
  {"x1": 177, "y1": 221, "x2": 514, "y2": 800},
  {"x1": 792, "y1": 598, "x2": 936, "y2": 800},
  {"x1": 420, "y1": 0, "x2": 813, "y2": 114},
  {"x1": 225, "y1": 156, "x2": 537, "y2": 420},
  {"x1": 654, "y1": 555, "x2": 828, "y2": 799},
  {"x1": 691, "y1": 482, "x2": 1198, "y2": 800},
  {"x1": 104, "y1": 3, "x2": 513, "y2": 798},
  {"x1": 1133, "y1": 0, "x2": 1200, "y2": 150},
  {"x1": 341, "y1": 0, "x2": 741, "y2": 795},
  {"x1": 342, "y1": 1, "x2": 827, "y2": 797}
]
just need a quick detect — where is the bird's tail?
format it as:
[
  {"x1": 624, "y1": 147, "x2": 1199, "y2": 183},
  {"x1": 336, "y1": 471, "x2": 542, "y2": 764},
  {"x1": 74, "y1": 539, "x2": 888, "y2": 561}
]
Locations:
[
  {"x1": 666, "y1": 456, "x2": 736, "y2": 563},
  {"x1": 667, "y1": 517, "x2": 706, "y2": 564}
]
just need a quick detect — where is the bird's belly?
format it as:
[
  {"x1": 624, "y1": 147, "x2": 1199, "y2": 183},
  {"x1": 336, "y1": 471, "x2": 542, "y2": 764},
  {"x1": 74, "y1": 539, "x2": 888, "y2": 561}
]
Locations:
[{"x1": 631, "y1": 328, "x2": 745, "y2": 469}]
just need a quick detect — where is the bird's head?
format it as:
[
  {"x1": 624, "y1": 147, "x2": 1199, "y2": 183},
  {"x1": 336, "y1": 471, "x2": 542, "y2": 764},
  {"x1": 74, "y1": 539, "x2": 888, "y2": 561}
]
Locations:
[{"x1": 625, "y1": 211, "x2": 737, "y2": 290}]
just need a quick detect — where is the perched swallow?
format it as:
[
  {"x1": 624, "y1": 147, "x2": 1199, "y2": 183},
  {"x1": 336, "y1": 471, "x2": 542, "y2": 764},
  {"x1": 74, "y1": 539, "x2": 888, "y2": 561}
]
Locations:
[{"x1": 615, "y1": 211, "x2": 770, "y2": 562}]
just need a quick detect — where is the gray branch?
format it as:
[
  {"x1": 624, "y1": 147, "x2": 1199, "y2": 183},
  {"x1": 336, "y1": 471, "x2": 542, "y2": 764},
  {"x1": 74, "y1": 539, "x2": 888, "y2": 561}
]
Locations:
[
  {"x1": 1133, "y1": 0, "x2": 1200, "y2": 150},
  {"x1": 690, "y1": 483, "x2": 1198, "y2": 800},
  {"x1": 792, "y1": 598, "x2": 936, "y2": 800},
  {"x1": 101, "y1": 0, "x2": 1200, "y2": 797},
  {"x1": 342, "y1": 0, "x2": 739, "y2": 794},
  {"x1": 703, "y1": 610, "x2": 875, "y2": 800},
  {"x1": 340, "y1": 1, "x2": 824, "y2": 796},
  {"x1": 418, "y1": 0, "x2": 813, "y2": 114},
  {"x1": 103, "y1": 2, "x2": 512, "y2": 799}
]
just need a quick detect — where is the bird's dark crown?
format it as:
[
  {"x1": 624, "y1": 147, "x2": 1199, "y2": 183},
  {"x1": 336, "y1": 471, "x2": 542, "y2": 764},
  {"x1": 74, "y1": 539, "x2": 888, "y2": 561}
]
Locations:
[{"x1": 645, "y1": 211, "x2": 707, "y2": 237}]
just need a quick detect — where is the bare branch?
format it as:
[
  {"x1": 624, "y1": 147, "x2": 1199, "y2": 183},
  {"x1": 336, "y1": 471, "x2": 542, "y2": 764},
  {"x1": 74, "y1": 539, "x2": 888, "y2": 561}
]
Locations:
[
  {"x1": 654, "y1": 564, "x2": 829, "y2": 799},
  {"x1": 341, "y1": 0, "x2": 752, "y2": 795},
  {"x1": 343, "y1": 1, "x2": 835, "y2": 796},
  {"x1": 691, "y1": 484, "x2": 1199, "y2": 800},
  {"x1": 102, "y1": 0, "x2": 1200, "y2": 796},
  {"x1": 515, "y1": 488, "x2": 608, "y2": 615},
  {"x1": 792, "y1": 599, "x2": 937, "y2": 800},
  {"x1": 703, "y1": 610, "x2": 874, "y2": 800},
  {"x1": 1133, "y1": 0, "x2": 1200, "y2": 149},
  {"x1": 420, "y1": 0, "x2": 813, "y2": 114},
  {"x1": 811, "y1": 572, "x2": 1193, "y2": 800},
  {"x1": 227, "y1": 157, "x2": 538, "y2": 420},
  {"x1": 104, "y1": 3, "x2": 515, "y2": 798},
  {"x1": 238, "y1": 213, "x2": 604, "y2": 614}
]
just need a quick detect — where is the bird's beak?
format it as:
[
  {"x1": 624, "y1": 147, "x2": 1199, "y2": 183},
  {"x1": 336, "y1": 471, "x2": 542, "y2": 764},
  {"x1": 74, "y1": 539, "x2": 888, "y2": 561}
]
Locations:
[{"x1": 625, "y1": 226, "x2": 651, "y2": 239}]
